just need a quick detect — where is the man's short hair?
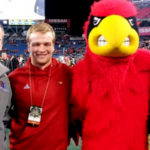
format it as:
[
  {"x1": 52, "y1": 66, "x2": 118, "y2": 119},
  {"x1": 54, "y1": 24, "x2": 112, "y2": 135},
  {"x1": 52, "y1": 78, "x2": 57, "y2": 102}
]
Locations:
[{"x1": 26, "y1": 22, "x2": 55, "y2": 44}]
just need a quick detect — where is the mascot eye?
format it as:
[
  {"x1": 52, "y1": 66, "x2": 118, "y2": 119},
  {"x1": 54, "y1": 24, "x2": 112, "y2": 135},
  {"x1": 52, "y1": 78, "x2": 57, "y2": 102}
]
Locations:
[
  {"x1": 87, "y1": 16, "x2": 105, "y2": 38},
  {"x1": 93, "y1": 17, "x2": 101, "y2": 26},
  {"x1": 127, "y1": 17, "x2": 138, "y2": 33},
  {"x1": 128, "y1": 18, "x2": 134, "y2": 26}
]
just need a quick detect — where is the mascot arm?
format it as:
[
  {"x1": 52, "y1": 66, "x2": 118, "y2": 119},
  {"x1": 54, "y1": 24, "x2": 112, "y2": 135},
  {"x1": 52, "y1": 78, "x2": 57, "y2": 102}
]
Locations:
[{"x1": 69, "y1": 64, "x2": 90, "y2": 145}]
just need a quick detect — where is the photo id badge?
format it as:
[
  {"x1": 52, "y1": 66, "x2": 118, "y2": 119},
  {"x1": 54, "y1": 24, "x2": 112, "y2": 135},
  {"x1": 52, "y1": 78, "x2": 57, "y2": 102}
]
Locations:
[{"x1": 27, "y1": 106, "x2": 42, "y2": 127}]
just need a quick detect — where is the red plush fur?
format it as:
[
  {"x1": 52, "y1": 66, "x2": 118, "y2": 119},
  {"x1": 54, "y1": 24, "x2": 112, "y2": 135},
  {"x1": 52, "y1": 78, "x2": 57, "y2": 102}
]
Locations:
[
  {"x1": 83, "y1": 0, "x2": 137, "y2": 42},
  {"x1": 72, "y1": 49, "x2": 150, "y2": 150},
  {"x1": 71, "y1": 0, "x2": 150, "y2": 150},
  {"x1": 91, "y1": 0, "x2": 137, "y2": 18}
]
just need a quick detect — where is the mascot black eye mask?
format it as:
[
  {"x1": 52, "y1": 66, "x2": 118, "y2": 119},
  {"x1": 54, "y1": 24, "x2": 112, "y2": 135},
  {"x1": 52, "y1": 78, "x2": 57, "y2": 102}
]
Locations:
[
  {"x1": 87, "y1": 16, "x2": 138, "y2": 37},
  {"x1": 71, "y1": 0, "x2": 150, "y2": 150},
  {"x1": 83, "y1": 0, "x2": 140, "y2": 57}
]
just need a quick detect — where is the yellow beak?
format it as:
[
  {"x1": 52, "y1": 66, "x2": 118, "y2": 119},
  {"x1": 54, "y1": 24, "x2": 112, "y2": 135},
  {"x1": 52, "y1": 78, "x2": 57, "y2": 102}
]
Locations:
[{"x1": 88, "y1": 15, "x2": 139, "y2": 57}]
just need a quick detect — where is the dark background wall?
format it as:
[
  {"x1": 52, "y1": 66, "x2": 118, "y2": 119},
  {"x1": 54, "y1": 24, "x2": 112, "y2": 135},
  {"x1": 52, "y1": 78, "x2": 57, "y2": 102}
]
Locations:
[{"x1": 45, "y1": 0, "x2": 95, "y2": 36}]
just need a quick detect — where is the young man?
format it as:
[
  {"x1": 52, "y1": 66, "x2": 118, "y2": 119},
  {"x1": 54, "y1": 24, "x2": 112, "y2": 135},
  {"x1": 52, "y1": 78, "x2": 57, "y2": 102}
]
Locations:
[
  {"x1": 0, "y1": 24, "x2": 12, "y2": 150},
  {"x1": 8, "y1": 22, "x2": 72, "y2": 150}
]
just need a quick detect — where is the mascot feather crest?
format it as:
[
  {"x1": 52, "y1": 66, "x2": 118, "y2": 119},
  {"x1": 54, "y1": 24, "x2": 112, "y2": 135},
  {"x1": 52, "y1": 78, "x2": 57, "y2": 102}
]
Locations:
[{"x1": 71, "y1": 0, "x2": 150, "y2": 150}]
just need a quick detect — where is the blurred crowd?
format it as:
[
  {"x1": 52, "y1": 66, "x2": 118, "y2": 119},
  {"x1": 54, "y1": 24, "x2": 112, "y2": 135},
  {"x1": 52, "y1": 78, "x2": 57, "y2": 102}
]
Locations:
[
  {"x1": 0, "y1": 54, "x2": 27, "y2": 74},
  {"x1": 139, "y1": 39, "x2": 150, "y2": 49},
  {"x1": 0, "y1": 35, "x2": 150, "y2": 74}
]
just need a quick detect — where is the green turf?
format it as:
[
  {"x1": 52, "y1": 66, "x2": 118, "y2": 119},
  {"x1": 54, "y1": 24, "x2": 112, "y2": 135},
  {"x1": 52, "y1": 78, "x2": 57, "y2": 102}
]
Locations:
[{"x1": 67, "y1": 138, "x2": 82, "y2": 150}]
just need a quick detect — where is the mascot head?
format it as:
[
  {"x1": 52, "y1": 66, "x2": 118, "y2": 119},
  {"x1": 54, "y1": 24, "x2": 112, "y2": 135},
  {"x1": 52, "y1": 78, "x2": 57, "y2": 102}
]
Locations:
[{"x1": 84, "y1": 0, "x2": 139, "y2": 57}]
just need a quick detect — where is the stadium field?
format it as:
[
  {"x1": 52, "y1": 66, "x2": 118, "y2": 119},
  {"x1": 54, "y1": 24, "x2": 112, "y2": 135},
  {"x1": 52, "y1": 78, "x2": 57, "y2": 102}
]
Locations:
[
  {"x1": 6, "y1": 128, "x2": 150, "y2": 150},
  {"x1": 5, "y1": 129, "x2": 81, "y2": 150}
]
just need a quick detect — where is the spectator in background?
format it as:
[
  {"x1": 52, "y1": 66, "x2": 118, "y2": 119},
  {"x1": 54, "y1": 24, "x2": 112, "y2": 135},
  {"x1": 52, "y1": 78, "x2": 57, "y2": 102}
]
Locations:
[
  {"x1": 0, "y1": 24, "x2": 12, "y2": 150},
  {"x1": 9, "y1": 55, "x2": 19, "y2": 72},
  {"x1": 1, "y1": 52, "x2": 11, "y2": 70},
  {"x1": 8, "y1": 22, "x2": 72, "y2": 150},
  {"x1": 18, "y1": 54, "x2": 24, "y2": 67}
]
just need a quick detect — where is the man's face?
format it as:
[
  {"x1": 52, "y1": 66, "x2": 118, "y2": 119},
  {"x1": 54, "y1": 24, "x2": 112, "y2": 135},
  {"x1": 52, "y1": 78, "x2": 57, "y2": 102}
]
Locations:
[
  {"x1": 0, "y1": 28, "x2": 4, "y2": 51},
  {"x1": 28, "y1": 32, "x2": 55, "y2": 68}
]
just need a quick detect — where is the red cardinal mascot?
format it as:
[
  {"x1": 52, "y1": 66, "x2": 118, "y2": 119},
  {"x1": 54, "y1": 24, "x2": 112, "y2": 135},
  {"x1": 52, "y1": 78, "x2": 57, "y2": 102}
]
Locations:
[{"x1": 71, "y1": 0, "x2": 150, "y2": 150}]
